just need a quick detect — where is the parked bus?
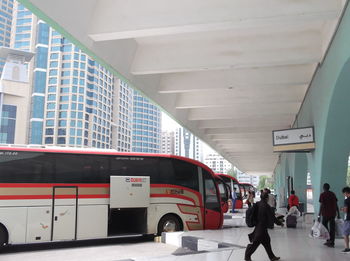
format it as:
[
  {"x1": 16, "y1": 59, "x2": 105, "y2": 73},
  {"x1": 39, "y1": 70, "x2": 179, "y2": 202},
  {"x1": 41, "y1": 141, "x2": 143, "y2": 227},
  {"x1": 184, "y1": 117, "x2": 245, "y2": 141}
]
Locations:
[
  {"x1": 214, "y1": 175, "x2": 231, "y2": 213},
  {"x1": 240, "y1": 183, "x2": 256, "y2": 198},
  {"x1": 216, "y1": 174, "x2": 243, "y2": 210},
  {"x1": 0, "y1": 146, "x2": 227, "y2": 247}
]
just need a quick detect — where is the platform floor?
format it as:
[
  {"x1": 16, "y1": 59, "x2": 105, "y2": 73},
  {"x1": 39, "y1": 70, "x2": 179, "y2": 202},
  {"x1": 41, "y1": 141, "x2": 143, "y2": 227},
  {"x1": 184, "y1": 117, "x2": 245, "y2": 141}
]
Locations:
[
  {"x1": 1, "y1": 211, "x2": 348, "y2": 261},
  {"x1": 140, "y1": 212, "x2": 350, "y2": 261}
]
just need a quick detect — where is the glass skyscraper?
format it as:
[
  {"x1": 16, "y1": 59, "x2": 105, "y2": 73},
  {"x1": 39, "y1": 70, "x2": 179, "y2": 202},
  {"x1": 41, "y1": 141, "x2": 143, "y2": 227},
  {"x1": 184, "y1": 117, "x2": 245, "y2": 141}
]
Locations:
[
  {"x1": 114, "y1": 79, "x2": 133, "y2": 152},
  {"x1": 175, "y1": 127, "x2": 203, "y2": 162},
  {"x1": 0, "y1": 0, "x2": 13, "y2": 73},
  {"x1": 0, "y1": 0, "x2": 14, "y2": 143},
  {"x1": 44, "y1": 33, "x2": 116, "y2": 148},
  {"x1": 132, "y1": 90, "x2": 161, "y2": 153},
  {"x1": 7, "y1": 1, "x2": 161, "y2": 152},
  {"x1": 11, "y1": 3, "x2": 46, "y2": 144},
  {"x1": 10, "y1": 2, "x2": 132, "y2": 149}
]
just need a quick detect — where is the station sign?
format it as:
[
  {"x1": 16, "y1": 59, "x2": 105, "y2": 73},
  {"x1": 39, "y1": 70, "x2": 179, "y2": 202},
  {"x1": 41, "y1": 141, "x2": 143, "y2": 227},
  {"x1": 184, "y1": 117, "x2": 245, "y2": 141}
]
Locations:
[{"x1": 272, "y1": 127, "x2": 315, "y2": 152}]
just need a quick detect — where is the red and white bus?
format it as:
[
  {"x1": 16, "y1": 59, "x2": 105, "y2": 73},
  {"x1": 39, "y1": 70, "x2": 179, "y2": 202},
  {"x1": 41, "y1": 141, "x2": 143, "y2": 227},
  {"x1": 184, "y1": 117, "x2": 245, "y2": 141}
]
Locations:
[
  {"x1": 239, "y1": 183, "x2": 256, "y2": 199},
  {"x1": 216, "y1": 174, "x2": 243, "y2": 210},
  {"x1": 0, "y1": 146, "x2": 227, "y2": 247}
]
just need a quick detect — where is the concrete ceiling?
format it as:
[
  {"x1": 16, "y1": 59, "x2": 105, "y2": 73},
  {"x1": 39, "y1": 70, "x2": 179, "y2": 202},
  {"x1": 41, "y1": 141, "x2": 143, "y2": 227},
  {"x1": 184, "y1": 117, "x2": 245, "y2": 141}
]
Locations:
[{"x1": 21, "y1": 0, "x2": 345, "y2": 175}]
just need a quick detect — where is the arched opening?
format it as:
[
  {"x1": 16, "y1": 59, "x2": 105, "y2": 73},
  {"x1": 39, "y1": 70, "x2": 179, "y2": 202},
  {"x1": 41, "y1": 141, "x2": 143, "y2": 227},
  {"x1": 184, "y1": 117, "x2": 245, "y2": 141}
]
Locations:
[{"x1": 320, "y1": 58, "x2": 350, "y2": 204}]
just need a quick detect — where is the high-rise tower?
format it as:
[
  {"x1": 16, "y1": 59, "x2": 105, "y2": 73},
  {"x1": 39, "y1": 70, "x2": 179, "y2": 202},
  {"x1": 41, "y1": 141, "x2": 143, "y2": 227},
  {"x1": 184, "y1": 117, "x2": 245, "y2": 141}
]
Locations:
[
  {"x1": 204, "y1": 153, "x2": 232, "y2": 174},
  {"x1": 132, "y1": 90, "x2": 161, "y2": 153},
  {"x1": 113, "y1": 79, "x2": 133, "y2": 152},
  {"x1": 175, "y1": 127, "x2": 202, "y2": 161},
  {"x1": 10, "y1": 2, "x2": 133, "y2": 150},
  {"x1": 161, "y1": 131, "x2": 174, "y2": 154},
  {"x1": 0, "y1": 0, "x2": 13, "y2": 74}
]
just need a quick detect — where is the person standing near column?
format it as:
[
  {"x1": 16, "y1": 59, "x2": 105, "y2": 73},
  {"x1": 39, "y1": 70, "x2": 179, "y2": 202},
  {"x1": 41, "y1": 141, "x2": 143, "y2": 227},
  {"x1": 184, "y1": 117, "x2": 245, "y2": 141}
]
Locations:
[
  {"x1": 318, "y1": 183, "x2": 340, "y2": 248},
  {"x1": 288, "y1": 190, "x2": 299, "y2": 210},
  {"x1": 231, "y1": 187, "x2": 237, "y2": 213},
  {"x1": 341, "y1": 186, "x2": 350, "y2": 253}
]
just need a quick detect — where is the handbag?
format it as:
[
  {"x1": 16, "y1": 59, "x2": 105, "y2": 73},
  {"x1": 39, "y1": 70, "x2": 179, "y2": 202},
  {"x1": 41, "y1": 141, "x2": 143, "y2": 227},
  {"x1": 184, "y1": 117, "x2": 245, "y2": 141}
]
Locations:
[{"x1": 310, "y1": 221, "x2": 330, "y2": 240}]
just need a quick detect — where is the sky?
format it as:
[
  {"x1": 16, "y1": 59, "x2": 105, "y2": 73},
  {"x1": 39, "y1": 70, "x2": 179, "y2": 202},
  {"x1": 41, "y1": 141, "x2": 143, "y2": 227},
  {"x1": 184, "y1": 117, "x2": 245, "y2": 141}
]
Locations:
[{"x1": 161, "y1": 112, "x2": 179, "y2": 132}]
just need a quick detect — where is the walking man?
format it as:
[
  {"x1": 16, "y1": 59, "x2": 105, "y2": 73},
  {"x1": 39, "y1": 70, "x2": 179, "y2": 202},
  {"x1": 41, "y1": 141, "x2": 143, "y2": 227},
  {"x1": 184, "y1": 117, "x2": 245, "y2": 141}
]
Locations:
[
  {"x1": 341, "y1": 186, "x2": 350, "y2": 253},
  {"x1": 245, "y1": 192, "x2": 283, "y2": 261},
  {"x1": 318, "y1": 183, "x2": 340, "y2": 247}
]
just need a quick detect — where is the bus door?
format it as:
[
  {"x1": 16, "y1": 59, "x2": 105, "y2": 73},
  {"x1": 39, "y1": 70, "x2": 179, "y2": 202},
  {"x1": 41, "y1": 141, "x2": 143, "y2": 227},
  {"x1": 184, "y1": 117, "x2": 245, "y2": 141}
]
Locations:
[
  {"x1": 202, "y1": 170, "x2": 222, "y2": 229},
  {"x1": 52, "y1": 186, "x2": 78, "y2": 241},
  {"x1": 215, "y1": 177, "x2": 229, "y2": 213},
  {"x1": 234, "y1": 183, "x2": 243, "y2": 209}
]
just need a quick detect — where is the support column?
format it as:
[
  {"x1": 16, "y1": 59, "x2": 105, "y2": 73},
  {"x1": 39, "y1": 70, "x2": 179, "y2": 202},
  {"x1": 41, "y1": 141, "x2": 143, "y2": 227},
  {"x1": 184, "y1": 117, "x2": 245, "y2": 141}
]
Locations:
[{"x1": 292, "y1": 153, "x2": 308, "y2": 210}]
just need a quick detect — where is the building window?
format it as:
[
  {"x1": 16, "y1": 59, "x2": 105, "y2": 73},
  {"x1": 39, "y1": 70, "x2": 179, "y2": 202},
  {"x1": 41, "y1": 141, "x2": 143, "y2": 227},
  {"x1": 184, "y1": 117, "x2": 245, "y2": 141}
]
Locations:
[
  {"x1": 45, "y1": 137, "x2": 53, "y2": 144},
  {"x1": 57, "y1": 137, "x2": 66, "y2": 144}
]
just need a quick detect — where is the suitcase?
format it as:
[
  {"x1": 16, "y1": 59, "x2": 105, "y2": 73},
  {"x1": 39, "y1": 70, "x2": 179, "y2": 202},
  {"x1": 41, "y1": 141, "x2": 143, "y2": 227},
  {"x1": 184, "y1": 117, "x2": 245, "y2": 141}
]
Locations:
[{"x1": 286, "y1": 215, "x2": 297, "y2": 228}]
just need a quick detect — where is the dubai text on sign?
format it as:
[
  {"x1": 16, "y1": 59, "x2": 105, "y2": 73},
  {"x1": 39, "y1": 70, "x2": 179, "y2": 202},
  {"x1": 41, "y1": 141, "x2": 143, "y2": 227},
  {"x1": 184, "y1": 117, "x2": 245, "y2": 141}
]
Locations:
[{"x1": 272, "y1": 127, "x2": 315, "y2": 152}]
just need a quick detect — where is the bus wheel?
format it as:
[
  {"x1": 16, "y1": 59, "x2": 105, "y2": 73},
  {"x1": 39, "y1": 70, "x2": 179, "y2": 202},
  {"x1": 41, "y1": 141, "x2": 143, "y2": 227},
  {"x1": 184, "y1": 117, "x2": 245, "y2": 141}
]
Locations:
[
  {"x1": 157, "y1": 214, "x2": 181, "y2": 236},
  {"x1": 0, "y1": 225, "x2": 8, "y2": 247}
]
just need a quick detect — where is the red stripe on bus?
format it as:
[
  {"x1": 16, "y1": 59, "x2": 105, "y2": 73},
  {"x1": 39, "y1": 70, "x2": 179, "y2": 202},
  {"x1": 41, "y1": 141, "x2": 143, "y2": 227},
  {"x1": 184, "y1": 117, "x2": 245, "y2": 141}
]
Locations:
[
  {"x1": 0, "y1": 194, "x2": 110, "y2": 200},
  {"x1": 0, "y1": 195, "x2": 52, "y2": 200},
  {"x1": 0, "y1": 183, "x2": 110, "y2": 188},
  {"x1": 150, "y1": 184, "x2": 202, "y2": 197},
  {"x1": 150, "y1": 184, "x2": 202, "y2": 205},
  {"x1": 150, "y1": 193, "x2": 196, "y2": 205},
  {"x1": 177, "y1": 204, "x2": 203, "y2": 231},
  {"x1": 54, "y1": 195, "x2": 76, "y2": 199}
]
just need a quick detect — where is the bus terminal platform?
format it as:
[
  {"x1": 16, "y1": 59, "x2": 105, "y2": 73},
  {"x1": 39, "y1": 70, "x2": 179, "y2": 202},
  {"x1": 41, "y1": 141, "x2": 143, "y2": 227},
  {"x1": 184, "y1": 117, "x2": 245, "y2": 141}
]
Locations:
[
  {"x1": 1, "y1": 210, "x2": 348, "y2": 261},
  {"x1": 146, "y1": 210, "x2": 349, "y2": 261}
]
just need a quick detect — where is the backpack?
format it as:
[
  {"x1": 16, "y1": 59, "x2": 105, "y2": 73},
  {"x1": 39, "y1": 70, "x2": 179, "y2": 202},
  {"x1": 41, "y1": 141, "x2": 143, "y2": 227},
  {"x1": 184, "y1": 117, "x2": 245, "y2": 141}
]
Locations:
[{"x1": 245, "y1": 203, "x2": 258, "y2": 227}]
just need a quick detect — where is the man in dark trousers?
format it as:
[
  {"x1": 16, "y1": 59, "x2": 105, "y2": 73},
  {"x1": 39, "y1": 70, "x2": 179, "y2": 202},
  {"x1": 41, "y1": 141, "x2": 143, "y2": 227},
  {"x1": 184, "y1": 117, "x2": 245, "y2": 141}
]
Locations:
[
  {"x1": 318, "y1": 183, "x2": 340, "y2": 247},
  {"x1": 245, "y1": 192, "x2": 283, "y2": 261}
]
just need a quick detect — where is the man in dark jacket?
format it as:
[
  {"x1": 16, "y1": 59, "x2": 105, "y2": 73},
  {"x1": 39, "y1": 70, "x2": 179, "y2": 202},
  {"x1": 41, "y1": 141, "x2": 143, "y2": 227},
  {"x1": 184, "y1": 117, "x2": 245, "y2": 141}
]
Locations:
[
  {"x1": 245, "y1": 192, "x2": 283, "y2": 261},
  {"x1": 318, "y1": 183, "x2": 340, "y2": 247}
]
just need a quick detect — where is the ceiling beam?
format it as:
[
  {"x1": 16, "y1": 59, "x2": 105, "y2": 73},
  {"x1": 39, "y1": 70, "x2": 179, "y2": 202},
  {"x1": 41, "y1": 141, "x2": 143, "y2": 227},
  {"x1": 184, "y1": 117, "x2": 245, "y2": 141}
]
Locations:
[
  {"x1": 88, "y1": 0, "x2": 341, "y2": 41},
  {"x1": 175, "y1": 89, "x2": 306, "y2": 109},
  {"x1": 188, "y1": 106, "x2": 298, "y2": 120},
  {"x1": 131, "y1": 30, "x2": 322, "y2": 74},
  {"x1": 216, "y1": 139, "x2": 272, "y2": 145},
  {"x1": 210, "y1": 132, "x2": 272, "y2": 140},
  {"x1": 204, "y1": 126, "x2": 289, "y2": 135},
  {"x1": 158, "y1": 64, "x2": 314, "y2": 93},
  {"x1": 198, "y1": 118, "x2": 293, "y2": 129}
]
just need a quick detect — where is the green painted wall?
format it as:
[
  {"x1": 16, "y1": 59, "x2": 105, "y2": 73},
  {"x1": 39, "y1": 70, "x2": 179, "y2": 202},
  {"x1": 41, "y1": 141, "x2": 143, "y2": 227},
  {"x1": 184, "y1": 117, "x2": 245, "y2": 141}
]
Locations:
[
  {"x1": 293, "y1": 153, "x2": 308, "y2": 207},
  {"x1": 278, "y1": 3, "x2": 350, "y2": 214}
]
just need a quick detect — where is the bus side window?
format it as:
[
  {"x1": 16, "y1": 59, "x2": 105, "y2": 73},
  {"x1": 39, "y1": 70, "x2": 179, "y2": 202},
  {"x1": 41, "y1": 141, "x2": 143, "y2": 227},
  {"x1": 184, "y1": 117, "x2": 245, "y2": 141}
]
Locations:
[
  {"x1": 172, "y1": 159, "x2": 199, "y2": 191},
  {"x1": 202, "y1": 170, "x2": 220, "y2": 211},
  {"x1": 110, "y1": 157, "x2": 128, "y2": 176},
  {"x1": 110, "y1": 156, "x2": 160, "y2": 183},
  {"x1": 55, "y1": 154, "x2": 85, "y2": 182},
  {"x1": 0, "y1": 151, "x2": 53, "y2": 182},
  {"x1": 83, "y1": 155, "x2": 109, "y2": 182},
  {"x1": 158, "y1": 158, "x2": 174, "y2": 185}
]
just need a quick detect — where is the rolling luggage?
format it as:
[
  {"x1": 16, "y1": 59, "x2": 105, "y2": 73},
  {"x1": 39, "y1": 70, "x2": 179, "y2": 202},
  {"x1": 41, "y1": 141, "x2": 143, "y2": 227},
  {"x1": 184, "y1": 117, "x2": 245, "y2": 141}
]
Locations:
[{"x1": 286, "y1": 215, "x2": 297, "y2": 228}]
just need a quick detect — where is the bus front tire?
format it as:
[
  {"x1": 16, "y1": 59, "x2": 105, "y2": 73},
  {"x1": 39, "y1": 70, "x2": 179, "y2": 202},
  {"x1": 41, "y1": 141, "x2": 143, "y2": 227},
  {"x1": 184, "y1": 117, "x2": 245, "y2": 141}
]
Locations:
[
  {"x1": 157, "y1": 214, "x2": 182, "y2": 236},
  {"x1": 0, "y1": 225, "x2": 8, "y2": 247}
]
